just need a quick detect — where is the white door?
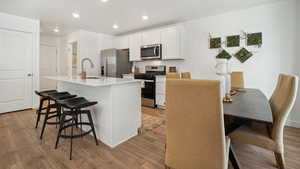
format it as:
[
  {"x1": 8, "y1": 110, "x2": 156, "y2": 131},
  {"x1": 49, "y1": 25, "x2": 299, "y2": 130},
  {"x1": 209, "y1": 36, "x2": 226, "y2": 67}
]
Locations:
[
  {"x1": 40, "y1": 44, "x2": 57, "y2": 90},
  {"x1": 0, "y1": 29, "x2": 33, "y2": 113}
]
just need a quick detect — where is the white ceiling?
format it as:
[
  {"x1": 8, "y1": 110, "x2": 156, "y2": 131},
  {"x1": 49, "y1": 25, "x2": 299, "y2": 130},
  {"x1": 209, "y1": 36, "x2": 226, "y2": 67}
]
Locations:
[{"x1": 0, "y1": 0, "x2": 279, "y2": 36}]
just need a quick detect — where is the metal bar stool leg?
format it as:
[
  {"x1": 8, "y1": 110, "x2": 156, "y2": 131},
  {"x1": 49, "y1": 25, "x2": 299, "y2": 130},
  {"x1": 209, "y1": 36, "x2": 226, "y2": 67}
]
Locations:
[{"x1": 87, "y1": 111, "x2": 99, "y2": 145}]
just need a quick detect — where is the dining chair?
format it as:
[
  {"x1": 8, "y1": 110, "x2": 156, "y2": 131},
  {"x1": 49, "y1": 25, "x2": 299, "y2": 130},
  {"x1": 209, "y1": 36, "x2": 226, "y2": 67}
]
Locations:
[
  {"x1": 165, "y1": 79, "x2": 230, "y2": 169},
  {"x1": 166, "y1": 72, "x2": 180, "y2": 79},
  {"x1": 229, "y1": 74, "x2": 298, "y2": 169},
  {"x1": 231, "y1": 72, "x2": 244, "y2": 89},
  {"x1": 181, "y1": 72, "x2": 191, "y2": 79}
]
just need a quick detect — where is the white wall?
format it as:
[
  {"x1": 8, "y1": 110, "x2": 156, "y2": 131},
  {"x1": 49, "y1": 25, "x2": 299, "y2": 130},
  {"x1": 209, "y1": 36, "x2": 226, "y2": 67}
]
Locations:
[
  {"x1": 0, "y1": 12, "x2": 40, "y2": 108},
  {"x1": 60, "y1": 30, "x2": 113, "y2": 77},
  {"x1": 134, "y1": 0, "x2": 300, "y2": 126},
  {"x1": 288, "y1": 0, "x2": 300, "y2": 127},
  {"x1": 40, "y1": 35, "x2": 61, "y2": 73}
]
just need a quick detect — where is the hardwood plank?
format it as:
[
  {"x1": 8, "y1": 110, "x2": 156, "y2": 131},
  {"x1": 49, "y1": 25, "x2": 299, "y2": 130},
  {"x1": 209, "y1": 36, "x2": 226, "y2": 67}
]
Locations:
[{"x1": 0, "y1": 108, "x2": 299, "y2": 169}]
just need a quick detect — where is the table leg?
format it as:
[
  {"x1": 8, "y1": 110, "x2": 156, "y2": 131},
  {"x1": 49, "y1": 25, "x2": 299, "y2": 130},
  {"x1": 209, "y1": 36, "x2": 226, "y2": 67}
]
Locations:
[{"x1": 229, "y1": 144, "x2": 242, "y2": 169}]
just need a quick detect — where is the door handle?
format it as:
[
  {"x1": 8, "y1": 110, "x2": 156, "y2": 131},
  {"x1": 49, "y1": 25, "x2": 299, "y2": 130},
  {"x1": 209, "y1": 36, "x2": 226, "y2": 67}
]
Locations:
[{"x1": 27, "y1": 73, "x2": 33, "y2": 77}]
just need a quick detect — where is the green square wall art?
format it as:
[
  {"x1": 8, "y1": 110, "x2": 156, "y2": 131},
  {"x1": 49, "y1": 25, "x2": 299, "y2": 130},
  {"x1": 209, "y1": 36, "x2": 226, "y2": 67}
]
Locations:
[
  {"x1": 216, "y1": 49, "x2": 232, "y2": 60},
  {"x1": 210, "y1": 37, "x2": 221, "y2": 49},
  {"x1": 226, "y1": 35, "x2": 240, "y2": 47},
  {"x1": 234, "y1": 48, "x2": 253, "y2": 63},
  {"x1": 247, "y1": 32, "x2": 262, "y2": 46}
]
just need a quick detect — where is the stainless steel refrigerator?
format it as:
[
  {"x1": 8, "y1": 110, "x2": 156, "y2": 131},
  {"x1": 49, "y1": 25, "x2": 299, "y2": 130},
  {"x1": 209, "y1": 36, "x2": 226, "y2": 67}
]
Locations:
[{"x1": 100, "y1": 48, "x2": 132, "y2": 78}]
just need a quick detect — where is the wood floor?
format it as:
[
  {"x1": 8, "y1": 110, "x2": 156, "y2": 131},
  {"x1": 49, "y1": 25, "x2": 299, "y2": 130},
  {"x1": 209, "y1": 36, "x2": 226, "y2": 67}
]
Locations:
[{"x1": 0, "y1": 108, "x2": 299, "y2": 169}]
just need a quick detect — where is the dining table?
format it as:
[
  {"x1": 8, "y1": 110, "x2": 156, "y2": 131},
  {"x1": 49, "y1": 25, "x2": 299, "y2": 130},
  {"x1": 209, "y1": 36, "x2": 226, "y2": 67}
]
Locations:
[{"x1": 223, "y1": 88, "x2": 273, "y2": 169}]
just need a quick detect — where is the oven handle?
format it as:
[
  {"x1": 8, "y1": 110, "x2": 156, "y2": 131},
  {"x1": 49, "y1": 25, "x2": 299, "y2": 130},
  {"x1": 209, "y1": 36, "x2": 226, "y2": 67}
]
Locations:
[{"x1": 143, "y1": 80, "x2": 155, "y2": 83}]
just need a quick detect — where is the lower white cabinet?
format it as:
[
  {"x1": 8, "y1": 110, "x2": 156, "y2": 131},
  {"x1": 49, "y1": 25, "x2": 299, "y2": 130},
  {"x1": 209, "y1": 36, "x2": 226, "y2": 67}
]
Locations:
[{"x1": 155, "y1": 75, "x2": 166, "y2": 108}]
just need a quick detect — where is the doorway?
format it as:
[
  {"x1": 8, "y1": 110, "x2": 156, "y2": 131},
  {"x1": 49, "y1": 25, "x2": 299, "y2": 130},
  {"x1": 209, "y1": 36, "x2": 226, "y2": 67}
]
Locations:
[{"x1": 40, "y1": 44, "x2": 58, "y2": 90}]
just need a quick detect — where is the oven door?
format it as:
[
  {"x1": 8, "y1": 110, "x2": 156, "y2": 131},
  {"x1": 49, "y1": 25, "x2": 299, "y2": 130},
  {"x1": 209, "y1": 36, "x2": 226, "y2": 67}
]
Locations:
[
  {"x1": 141, "y1": 80, "x2": 155, "y2": 107},
  {"x1": 141, "y1": 44, "x2": 161, "y2": 60}
]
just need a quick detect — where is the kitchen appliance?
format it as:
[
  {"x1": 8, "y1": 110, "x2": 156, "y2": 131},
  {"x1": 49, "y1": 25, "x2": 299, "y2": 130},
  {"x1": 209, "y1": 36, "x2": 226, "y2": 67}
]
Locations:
[
  {"x1": 141, "y1": 44, "x2": 162, "y2": 60},
  {"x1": 100, "y1": 48, "x2": 132, "y2": 78},
  {"x1": 134, "y1": 65, "x2": 166, "y2": 107}
]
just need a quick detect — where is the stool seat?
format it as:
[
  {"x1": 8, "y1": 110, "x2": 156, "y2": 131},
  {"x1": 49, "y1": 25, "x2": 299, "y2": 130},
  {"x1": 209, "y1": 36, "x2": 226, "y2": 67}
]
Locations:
[
  {"x1": 35, "y1": 90, "x2": 58, "y2": 98},
  {"x1": 48, "y1": 92, "x2": 77, "y2": 101},
  {"x1": 58, "y1": 97, "x2": 97, "y2": 109}
]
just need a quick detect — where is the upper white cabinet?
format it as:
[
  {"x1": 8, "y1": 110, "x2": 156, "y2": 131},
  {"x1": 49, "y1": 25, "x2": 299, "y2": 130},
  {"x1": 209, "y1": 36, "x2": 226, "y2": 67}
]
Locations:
[
  {"x1": 128, "y1": 33, "x2": 142, "y2": 61},
  {"x1": 160, "y1": 26, "x2": 183, "y2": 60},
  {"x1": 141, "y1": 30, "x2": 161, "y2": 45},
  {"x1": 114, "y1": 36, "x2": 129, "y2": 49}
]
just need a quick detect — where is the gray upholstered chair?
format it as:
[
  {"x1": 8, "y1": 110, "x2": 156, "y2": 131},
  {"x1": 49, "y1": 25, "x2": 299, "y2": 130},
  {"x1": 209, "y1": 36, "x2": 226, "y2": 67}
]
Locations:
[
  {"x1": 230, "y1": 74, "x2": 298, "y2": 169},
  {"x1": 165, "y1": 79, "x2": 230, "y2": 169}
]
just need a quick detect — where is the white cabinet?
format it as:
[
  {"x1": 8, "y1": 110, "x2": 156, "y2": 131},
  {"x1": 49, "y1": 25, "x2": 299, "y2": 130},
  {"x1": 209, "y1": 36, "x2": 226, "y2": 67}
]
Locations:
[
  {"x1": 141, "y1": 30, "x2": 161, "y2": 45},
  {"x1": 160, "y1": 26, "x2": 183, "y2": 60},
  {"x1": 114, "y1": 36, "x2": 129, "y2": 49},
  {"x1": 155, "y1": 75, "x2": 166, "y2": 108},
  {"x1": 129, "y1": 33, "x2": 142, "y2": 61}
]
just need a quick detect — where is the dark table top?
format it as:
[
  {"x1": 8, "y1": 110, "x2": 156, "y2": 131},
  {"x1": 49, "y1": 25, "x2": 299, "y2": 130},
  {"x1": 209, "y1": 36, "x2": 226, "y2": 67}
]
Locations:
[{"x1": 223, "y1": 88, "x2": 273, "y2": 123}]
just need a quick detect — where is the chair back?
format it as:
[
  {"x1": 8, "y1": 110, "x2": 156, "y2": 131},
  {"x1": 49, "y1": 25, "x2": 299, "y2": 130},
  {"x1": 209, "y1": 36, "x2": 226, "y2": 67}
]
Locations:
[
  {"x1": 269, "y1": 74, "x2": 298, "y2": 147},
  {"x1": 166, "y1": 72, "x2": 180, "y2": 79},
  {"x1": 181, "y1": 72, "x2": 191, "y2": 79},
  {"x1": 165, "y1": 79, "x2": 227, "y2": 169},
  {"x1": 231, "y1": 72, "x2": 244, "y2": 89}
]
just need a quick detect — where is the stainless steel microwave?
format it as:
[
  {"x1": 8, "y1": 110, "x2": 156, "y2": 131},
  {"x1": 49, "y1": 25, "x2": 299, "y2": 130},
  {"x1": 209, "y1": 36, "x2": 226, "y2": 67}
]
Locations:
[{"x1": 140, "y1": 44, "x2": 162, "y2": 60}]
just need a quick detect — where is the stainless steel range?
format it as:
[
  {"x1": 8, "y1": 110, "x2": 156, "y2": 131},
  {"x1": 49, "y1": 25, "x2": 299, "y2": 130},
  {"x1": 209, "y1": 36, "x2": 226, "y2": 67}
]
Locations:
[{"x1": 134, "y1": 66, "x2": 166, "y2": 108}]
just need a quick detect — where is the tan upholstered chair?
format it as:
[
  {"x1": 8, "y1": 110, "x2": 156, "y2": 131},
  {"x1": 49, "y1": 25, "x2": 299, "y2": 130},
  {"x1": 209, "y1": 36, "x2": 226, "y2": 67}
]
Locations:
[
  {"x1": 165, "y1": 79, "x2": 230, "y2": 169},
  {"x1": 166, "y1": 72, "x2": 180, "y2": 79},
  {"x1": 231, "y1": 72, "x2": 244, "y2": 89},
  {"x1": 181, "y1": 72, "x2": 191, "y2": 79},
  {"x1": 230, "y1": 74, "x2": 298, "y2": 169}
]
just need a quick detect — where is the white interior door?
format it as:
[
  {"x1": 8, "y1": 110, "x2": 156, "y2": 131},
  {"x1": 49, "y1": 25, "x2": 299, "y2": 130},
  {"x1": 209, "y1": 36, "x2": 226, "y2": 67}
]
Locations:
[
  {"x1": 0, "y1": 29, "x2": 33, "y2": 113},
  {"x1": 40, "y1": 44, "x2": 57, "y2": 90}
]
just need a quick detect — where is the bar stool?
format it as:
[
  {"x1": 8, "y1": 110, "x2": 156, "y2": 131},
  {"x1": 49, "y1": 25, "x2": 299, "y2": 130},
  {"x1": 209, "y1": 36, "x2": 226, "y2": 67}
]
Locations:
[
  {"x1": 35, "y1": 90, "x2": 58, "y2": 128},
  {"x1": 40, "y1": 92, "x2": 77, "y2": 139},
  {"x1": 55, "y1": 97, "x2": 98, "y2": 160}
]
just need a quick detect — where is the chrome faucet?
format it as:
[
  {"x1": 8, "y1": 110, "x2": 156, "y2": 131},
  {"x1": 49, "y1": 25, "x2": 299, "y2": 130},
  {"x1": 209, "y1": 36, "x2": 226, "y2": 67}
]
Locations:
[
  {"x1": 81, "y1": 57, "x2": 94, "y2": 73},
  {"x1": 81, "y1": 57, "x2": 94, "y2": 79}
]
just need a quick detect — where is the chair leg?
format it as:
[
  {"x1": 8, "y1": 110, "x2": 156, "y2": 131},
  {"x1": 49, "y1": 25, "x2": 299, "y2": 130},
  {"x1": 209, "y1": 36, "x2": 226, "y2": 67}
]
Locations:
[
  {"x1": 70, "y1": 114, "x2": 75, "y2": 160},
  {"x1": 40, "y1": 100, "x2": 50, "y2": 139},
  {"x1": 35, "y1": 99, "x2": 44, "y2": 128},
  {"x1": 274, "y1": 152, "x2": 286, "y2": 169},
  {"x1": 55, "y1": 113, "x2": 66, "y2": 149},
  {"x1": 87, "y1": 111, "x2": 99, "y2": 145}
]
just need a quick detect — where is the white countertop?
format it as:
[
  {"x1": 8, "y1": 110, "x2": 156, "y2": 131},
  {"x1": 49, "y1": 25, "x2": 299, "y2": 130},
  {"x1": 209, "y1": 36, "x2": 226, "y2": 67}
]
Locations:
[{"x1": 46, "y1": 76, "x2": 142, "y2": 87}]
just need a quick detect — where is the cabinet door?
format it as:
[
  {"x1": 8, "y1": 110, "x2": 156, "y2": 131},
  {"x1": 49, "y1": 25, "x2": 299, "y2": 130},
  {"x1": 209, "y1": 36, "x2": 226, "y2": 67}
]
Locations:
[
  {"x1": 141, "y1": 30, "x2": 161, "y2": 45},
  {"x1": 161, "y1": 27, "x2": 181, "y2": 60},
  {"x1": 129, "y1": 33, "x2": 142, "y2": 61},
  {"x1": 114, "y1": 36, "x2": 129, "y2": 49}
]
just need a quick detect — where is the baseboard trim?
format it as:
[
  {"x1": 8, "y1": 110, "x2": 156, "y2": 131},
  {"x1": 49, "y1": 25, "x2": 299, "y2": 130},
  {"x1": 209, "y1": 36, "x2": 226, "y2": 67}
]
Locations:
[{"x1": 286, "y1": 120, "x2": 300, "y2": 128}]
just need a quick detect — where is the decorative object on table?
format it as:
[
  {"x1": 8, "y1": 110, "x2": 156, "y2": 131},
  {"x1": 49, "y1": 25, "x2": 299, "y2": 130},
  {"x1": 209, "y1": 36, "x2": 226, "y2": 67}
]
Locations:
[
  {"x1": 215, "y1": 58, "x2": 232, "y2": 103},
  {"x1": 169, "y1": 66, "x2": 177, "y2": 73},
  {"x1": 234, "y1": 47, "x2": 253, "y2": 63},
  {"x1": 210, "y1": 37, "x2": 222, "y2": 49},
  {"x1": 226, "y1": 35, "x2": 240, "y2": 47},
  {"x1": 216, "y1": 49, "x2": 232, "y2": 60},
  {"x1": 247, "y1": 32, "x2": 262, "y2": 47}
]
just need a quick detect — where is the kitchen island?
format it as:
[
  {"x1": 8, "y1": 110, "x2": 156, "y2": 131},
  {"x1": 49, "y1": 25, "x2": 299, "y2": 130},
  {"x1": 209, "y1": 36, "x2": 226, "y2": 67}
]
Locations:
[{"x1": 47, "y1": 76, "x2": 142, "y2": 148}]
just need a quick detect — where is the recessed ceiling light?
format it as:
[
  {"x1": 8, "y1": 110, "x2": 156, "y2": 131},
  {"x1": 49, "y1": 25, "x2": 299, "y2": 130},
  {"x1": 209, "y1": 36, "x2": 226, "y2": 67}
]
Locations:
[
  {"x1": 142, "y1": 15, "x2": 149, "y2": 21},
  {"x1": 112, "y1": 24, "x2": 119, "y2": 29},
  {"x1": 72, "y1": 13, "x2": 80, "y2": 18},
  {"x1": 101, "y1": 0, "x2": 109, "y2": 3},
  {"x1": 53, "y1": 27, "x2": 60, "y2": 33}
]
